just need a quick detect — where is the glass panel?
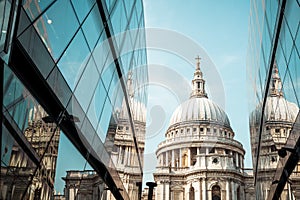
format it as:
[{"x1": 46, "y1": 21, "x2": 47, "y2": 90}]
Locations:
[
  {"x1": 286, "y1": 48, "x2": 300, "y2": 107},
  {"x1": 66, "y1": 95, "x2": 85, "y2": 130},
  {"x1": 86, "y1": 79, "x2": 107, "y2": 130},
  {"x1": 265, "y1": 0, "x2": 279, "y2": 40},
  {"x1": 17, "y1": 20, "x2": 55, "y2": 79},
  {"x1": 119, "y1": 52, "x2": 132, "y2": 77},
  {"x1": 74, "y1": 56, "x2": 99, "y2": 112},
  {"x1": 105, "y1": 0, "x2": 116, "y2": 14},
  {"x1": 285, "y1": 0, "x2": 300, "y2": 39},
  {"x1": 57, "y1": 30, "x2": 91, "y2": 91},
  {"x1": 1, "y1": 124, "x2": 37, "y2": 200},
  {"x1": 101, "y1": 63, "x2": 115, "y2": 91},
  {"x1": 0, "y1": 0, "x2": 11, "y2": 51},
  {"x1": 110, "y1": 0, "x2": 127, "y2": 47},
  {"x1": 24, "y1": 108, "x2": 60, "y2": 200},
  {"x1": 22, "y1": 0, "x2": 56, "y2": 21},
  {"x1": 124, "y1": 0, "x2": 134, "y2": 19},
  {"x1": 54, "y1": 131, "x2": 95, "y2": 196},
  {"x1": 279, "y1": 18, "x2": 294, "y2": 62},
  {"x1": 97, "y1": 98, "x2": 112, "y2": 142},
  {"x1": 34, "y1": 0, "x2": 79, "y2": 60},
  {"x1": 108, "y1": 71, "x2": 119, "y2": 102},
  {"x1": 81, "y1": 116, "x2": 97, "y2": 153},
  {"x1": 2, "y1": 75, "x2": 61, "y2": 200},
  {"x1": 71, "y1": 0, "x2": 95, "y2": 24},
  {"x1": 3, "y1": 67, "x2": 37, "y2": 133},
  {"x1": 283, "y1": 67, "x2": 298, "y2": 107},
  {"x1": 93, "y1": 37, "x2": 111, "y2": 75},
  {"x1": 295, "y1": 25, "x2": 300, "y2": 52},
  {"x1": 46, "y1": 66, "x2": 72, "y2": 108},
  {"x1": 128, "y1": 9, "x2": 138, "y2": 30},
  {"x1": 262, "y1": 17, "x2": 272, "y2": 64},
  {"x1": 82, "y1": 3, "x2": 103, "y2": 50}
]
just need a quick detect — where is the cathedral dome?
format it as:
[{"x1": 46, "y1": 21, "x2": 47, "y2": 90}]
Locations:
[
  {"x1": 168, "y1": 56, "x2": 231, "y2": 128},
  {"x1": 169, "y1": 97, "x2": 230, "y2": 127}
]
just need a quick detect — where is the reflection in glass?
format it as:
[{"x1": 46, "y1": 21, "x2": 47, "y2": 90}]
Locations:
[
  {"x1": 57, "y1": 30, "x2": 91, "y2": 91},
  {"x1": 249, "y1": 63, "x2": 299, "y2": 199},
  {"x1": 34, "y1": 0, "x2": 79, "y2": 60}
]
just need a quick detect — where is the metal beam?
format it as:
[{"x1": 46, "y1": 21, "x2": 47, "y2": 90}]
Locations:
[{"x1": 1, "y1": 59, "x2": 3, "y2": 164}]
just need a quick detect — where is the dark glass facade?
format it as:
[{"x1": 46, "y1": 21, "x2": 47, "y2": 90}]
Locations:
[
  {"x1": 1, "y1": 0, "x2": 148, "y2": 199},
  {"x1": 247, "y1": 0, "x2": 300, "y2": 199}
]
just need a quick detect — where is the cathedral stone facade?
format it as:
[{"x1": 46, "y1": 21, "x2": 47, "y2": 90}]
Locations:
[{"x1": 153, "y1": 58, "x2": 254, "y2": 200}]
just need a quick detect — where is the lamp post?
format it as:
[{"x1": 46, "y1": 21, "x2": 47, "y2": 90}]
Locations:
[{"x1": 146, "y1": 182, "x2": 157, "y2": 200}]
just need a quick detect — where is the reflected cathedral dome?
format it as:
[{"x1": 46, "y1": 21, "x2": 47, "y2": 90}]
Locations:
[{"x1": 250, "y1": 64, "x2": 299, "y2": 125}]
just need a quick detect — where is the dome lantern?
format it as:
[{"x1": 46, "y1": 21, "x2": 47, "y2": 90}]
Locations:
[
  {"x1": 169, "y1": 56, "x2": 231, "y2": 129},
  {"x1": 190, "y1": 56, "x2": 207, "y2": 98}
]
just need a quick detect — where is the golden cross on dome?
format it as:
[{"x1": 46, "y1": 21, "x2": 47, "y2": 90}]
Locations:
[{"x1": 195, "y1": 55, "x2": 201, "y2": 70}]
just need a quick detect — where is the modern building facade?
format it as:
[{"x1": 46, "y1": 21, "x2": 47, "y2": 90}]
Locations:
[
  {"x1": 1, "y1": 0, "x2": 148, "y2": 200},
  {"x1": 153, "y1": 58, "x2": 255, "y2": 200},
  {"x1": 60, "y1": 72, "x2": 146, "y2": 200},
  {"x1": 247, "y1": 0, "x2": 300, "y2": 199}
]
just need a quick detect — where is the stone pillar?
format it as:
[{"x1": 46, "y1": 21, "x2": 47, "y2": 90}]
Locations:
[
  {"x1": 226, "y1": 181, "x2": 230, "y2": 200},
  {"x1": 127, "y1": 147, "x2": 131, "y2": 166},
  {"x1": 179, "y1": 148, "x2": 182, "y2": 167},
  {"x1": 236, "y1": 153, "x2": 239, "y2": 168},
  {"x1": 156, "y1": 182, "x2": 162, "y2": 200},
  {"x1": 202, "y1": 178, "x2": 206, "y2": 200},
  {"x1": 131, "y1": 147, "x2": 135, "y2": 165},
  {"x1": 188, "y1": 148, "x2": 191, "y2": 167},
  {"x1": 165, "y1": 181, "x2": 170, "y2": 200},
  {"x1": 166, "y1": 151, "x2": 169, "y2": 166},
  {"x1": 199, "y1": 178, "x2": 202, "y2": 200},
  {"x1": 172, "y1": 150, "x2": 175, "y2": 167},
  {"x1": 197, "y1": 148, "x2": 200, "y2": 166},
  {"x1": 118, "y1": 146, "x2": 122, "y2": 164},
  {"x1": 231, "y1": 181, "x2": 235, "y2": 200}
]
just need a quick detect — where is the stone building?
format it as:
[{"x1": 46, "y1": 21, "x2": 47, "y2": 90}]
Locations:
[
  {"x1": 153, "y1": 57, "x2": 254, "y2": 200},
  {"x1": 62, "y1": 170, "x2": 104, "y2": 200}
]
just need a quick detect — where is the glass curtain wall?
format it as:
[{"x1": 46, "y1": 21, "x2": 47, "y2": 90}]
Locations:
[
  {"x1": 247, "y1": 0, "x2": 300, "y2": 199},
  {"x1": 1, "y1": 0, "x2": 148, "y2": 199}
]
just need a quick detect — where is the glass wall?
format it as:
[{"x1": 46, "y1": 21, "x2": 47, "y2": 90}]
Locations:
[
  {"x1": 1, "y1": 0, "x2": 148, "y2": 199},
  {"x1": 247, "y1": 0, "x2": 300, "y2": 199}
]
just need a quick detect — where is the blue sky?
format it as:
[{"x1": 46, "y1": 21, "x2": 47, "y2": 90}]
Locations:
[{"x1": 142, "y1": 0, "x2": 251, "y2": 184}]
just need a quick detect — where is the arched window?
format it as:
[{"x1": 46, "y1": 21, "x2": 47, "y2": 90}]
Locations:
[
  {"x1": 189, "y1": 186, "x2": 195, "y2": 200},
  {"x1": 212, "y1": 185, "x2": 221, "y2": 200}
]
